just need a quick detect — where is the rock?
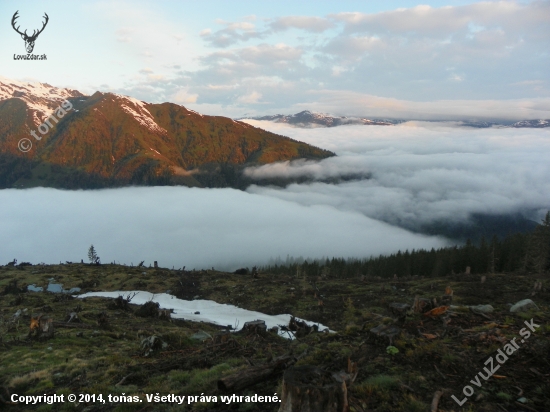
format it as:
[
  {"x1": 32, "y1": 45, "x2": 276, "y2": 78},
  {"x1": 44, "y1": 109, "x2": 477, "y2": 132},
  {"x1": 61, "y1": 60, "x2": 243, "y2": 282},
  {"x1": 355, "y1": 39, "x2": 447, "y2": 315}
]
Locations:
[
  {"x1": 470, "y1": 304, "x2": 494, "y2": 314},
  {"x1": 190, "y1": 330, "x2": 212, "y2": 341},
  {"x1": 510, "y1": 299, "x2": 539, "y2": 313}
]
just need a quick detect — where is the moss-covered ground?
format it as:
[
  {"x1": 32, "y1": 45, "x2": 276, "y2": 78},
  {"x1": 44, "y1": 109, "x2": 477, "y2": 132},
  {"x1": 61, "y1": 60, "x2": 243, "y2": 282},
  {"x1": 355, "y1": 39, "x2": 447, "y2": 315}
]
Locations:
[{"x1": 1, "y1": 263, "x2": 548, "y2": 411}]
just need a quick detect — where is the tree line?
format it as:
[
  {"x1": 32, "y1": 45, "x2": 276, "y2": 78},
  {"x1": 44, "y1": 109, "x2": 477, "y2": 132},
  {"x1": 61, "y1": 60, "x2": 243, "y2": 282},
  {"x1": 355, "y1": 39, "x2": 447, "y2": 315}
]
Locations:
[{"x1": 261, "y1": 212, "x2": 550, "y2": 279}]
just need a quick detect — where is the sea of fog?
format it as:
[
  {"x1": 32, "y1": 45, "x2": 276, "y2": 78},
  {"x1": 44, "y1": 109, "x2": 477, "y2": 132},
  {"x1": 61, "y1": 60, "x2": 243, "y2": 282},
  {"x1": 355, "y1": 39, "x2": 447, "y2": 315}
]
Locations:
[{"x1": 1, "y1": 121, "x2": 549, "y2": 270}]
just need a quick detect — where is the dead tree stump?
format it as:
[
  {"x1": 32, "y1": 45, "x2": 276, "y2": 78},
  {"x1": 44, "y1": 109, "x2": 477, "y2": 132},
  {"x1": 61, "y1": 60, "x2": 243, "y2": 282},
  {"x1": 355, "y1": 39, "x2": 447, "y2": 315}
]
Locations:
[
  {"x1": 279, "y1": 366, "x2": 349, "y2": 412},
  {"x1": 241, "y1": 320, "x2": 267, "y2": 336},
  {"x1": 136, "y1": 301, "x2": 160, "y2": 317},
  {"x1": 29, "y1": 314, "x2": 55, "y2": 339}
]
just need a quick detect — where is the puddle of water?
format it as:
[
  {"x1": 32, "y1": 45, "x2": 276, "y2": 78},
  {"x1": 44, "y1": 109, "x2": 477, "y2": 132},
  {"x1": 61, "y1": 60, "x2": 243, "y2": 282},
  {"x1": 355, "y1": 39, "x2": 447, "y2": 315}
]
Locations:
[
  {"x1": 28, "y1": 283, "x2": 81, "y2": 294},
  {"x1": 46, "y1": 283, "x2": 64, "y2": 293},
  {"x1": 27, "y1": 285, "x2": 44, "y2": 292}
]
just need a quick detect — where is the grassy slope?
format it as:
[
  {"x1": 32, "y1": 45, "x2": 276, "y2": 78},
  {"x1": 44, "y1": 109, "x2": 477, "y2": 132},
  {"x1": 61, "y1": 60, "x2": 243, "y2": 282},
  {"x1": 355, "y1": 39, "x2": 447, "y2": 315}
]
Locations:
[{"x1": 1, "y1": 264, "x2": 548, "y2": 411}]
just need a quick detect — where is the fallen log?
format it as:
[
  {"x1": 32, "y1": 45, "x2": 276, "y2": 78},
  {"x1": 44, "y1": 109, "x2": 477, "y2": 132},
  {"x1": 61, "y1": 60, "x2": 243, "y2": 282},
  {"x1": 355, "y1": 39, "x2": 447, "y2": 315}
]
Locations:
[
  {"x1": 53, "y1": 322, "x2": 93, "y2": 329},
  {"x1": 217, "y1": 355, "x2": 296, "y2": 392}
]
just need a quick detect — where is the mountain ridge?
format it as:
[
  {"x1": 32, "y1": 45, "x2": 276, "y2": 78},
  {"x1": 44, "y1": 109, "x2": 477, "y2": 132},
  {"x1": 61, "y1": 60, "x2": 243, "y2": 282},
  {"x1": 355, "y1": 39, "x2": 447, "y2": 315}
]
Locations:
[
  {"x1": 0, "y1": 78, "x2": 334, "y2": 189},
  {"x1": 243, "y1": 110, "x2": 397, "y2": 127},
  {"x1": 242, "y1": 110, "x2": 550, "y2": 129}
]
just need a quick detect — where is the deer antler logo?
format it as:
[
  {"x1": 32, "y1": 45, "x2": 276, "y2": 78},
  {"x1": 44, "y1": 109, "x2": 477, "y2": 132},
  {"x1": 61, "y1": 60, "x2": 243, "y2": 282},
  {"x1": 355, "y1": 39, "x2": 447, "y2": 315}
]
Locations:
[{"x1": 11, "y1": 11, "x2": 49, "y2": 54}]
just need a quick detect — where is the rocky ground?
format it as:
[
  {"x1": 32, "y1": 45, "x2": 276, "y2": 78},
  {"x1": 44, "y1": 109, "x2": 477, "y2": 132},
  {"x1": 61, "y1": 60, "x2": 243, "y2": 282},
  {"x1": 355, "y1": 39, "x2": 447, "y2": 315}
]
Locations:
[{"x1": 0, "y1": 263, "x2": 548, "y2": 411}]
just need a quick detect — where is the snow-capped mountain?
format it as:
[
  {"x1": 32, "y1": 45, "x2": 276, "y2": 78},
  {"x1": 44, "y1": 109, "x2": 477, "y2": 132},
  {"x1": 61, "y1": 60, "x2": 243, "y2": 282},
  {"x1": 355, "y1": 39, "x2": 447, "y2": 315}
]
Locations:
[
  {"x1": 246, "y1": 110, "x2": 396, "y2": 127},
  {"x1": 0, "y1": 77, "x2": 333, "y2": 189},
  {"x1": 0, "y1": 76, "x2": 83, "y2": 126},
  {"x1": 245, "y1": 110, "x2": 550, "y2": 129},
  {"x1": 509, "y1": 119, "x2": 550, "y2": 128}
]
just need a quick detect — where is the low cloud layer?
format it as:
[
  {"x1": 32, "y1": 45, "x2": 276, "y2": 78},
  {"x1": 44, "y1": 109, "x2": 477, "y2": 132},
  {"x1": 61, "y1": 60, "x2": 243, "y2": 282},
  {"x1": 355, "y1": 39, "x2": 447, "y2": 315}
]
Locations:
[
  {"x1": 243, "y1": 158, "x2": 371, "y2": 181},
  {"x1": 2, "y1": 122, "x2": 547, "y2": 269},
  {"x1": 0, "y1": 186, "x2": 444, "y2": 270},
  {"x1": 244, "y1": 121, "x2": 550, "y2": 229}
]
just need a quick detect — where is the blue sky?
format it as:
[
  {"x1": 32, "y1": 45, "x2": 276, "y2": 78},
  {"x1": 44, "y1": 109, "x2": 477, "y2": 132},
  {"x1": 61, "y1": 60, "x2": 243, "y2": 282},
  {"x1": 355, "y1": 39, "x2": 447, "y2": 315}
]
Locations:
[{"x1": 1, "y1": 0, "x2": 549, "y2": 119}]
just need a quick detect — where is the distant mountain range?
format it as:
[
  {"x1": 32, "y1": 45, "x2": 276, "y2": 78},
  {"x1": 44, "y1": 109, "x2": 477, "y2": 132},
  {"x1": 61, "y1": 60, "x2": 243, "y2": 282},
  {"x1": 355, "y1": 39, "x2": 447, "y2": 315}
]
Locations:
[
  {"x1": 0, "y1": 77, "x2": 333, "y2": 189},
  {"x1": 244, "y1": 111, "x2": 397, "y2": 127},
  {"x1": 243, "y1": 110, "x2": 550, "y2": 129}
]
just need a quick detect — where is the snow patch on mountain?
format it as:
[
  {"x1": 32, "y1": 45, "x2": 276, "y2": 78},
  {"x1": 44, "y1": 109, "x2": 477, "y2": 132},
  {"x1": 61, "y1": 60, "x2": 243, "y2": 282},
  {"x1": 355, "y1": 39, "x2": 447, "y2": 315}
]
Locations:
[
  {"x1": 0, "y1": 76, "x2": 83, "y2": 125},
  {"x1": 113, "y1": 93, "x2": 168, "y2": 135},
  {"x1": 510, "y1": 119, "x2": 550, "y2": 128},
  {"x1": 187, "y1": 108, "x2": 204, "y2": 117}
]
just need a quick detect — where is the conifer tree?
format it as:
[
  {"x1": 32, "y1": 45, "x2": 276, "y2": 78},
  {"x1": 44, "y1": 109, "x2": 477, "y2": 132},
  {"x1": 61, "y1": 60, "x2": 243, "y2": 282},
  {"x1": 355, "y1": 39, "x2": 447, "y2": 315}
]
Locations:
[
  {"x1": 524, "y1": 211, "x2": 550, "y2": 273},
  {"x1": 88, "y1": 244, "x2": 100, "y2": 265}
]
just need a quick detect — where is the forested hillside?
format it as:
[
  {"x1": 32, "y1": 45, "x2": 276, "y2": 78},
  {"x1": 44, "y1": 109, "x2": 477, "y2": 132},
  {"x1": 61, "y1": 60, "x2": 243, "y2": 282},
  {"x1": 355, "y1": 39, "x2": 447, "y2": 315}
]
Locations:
[{"x1": 263, "y1": 212, "x2": 550, "y2": 279}]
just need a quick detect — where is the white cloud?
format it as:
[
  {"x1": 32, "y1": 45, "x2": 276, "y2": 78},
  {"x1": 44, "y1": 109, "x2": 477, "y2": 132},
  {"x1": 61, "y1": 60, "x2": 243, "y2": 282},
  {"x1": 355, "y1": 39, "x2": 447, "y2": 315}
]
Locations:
[
  {"x1": 9, "y1": 1, "x2": 546, "y2": 121},
  {"x1": 200, "y1": 19, "x2": 266, "y2": 48},
  {"x1": 82, "y1": 0, "x2": 204, "y2": 93},
  {"x1": 292, "y1": 90, "x2": 550, "y2": 121},
  {"x1": 270, "y1": 16, "x2": 334, "y2": 33},
  {"x1": 172, "y1": 88, "x2": 199, "y2": 104},
  {"x1": 147, "y1": 2, "x2": 548, "y2": 116},
  {"x1": 237, "y1": 91, "x2": 262, "y2": 104}
]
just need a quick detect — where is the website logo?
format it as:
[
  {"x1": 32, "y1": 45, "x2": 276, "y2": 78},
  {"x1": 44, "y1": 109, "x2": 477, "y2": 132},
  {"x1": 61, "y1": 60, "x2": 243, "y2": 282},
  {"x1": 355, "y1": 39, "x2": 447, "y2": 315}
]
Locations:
[{"x1": 11, "y1": 11, "x2": 49, "y2": 60}]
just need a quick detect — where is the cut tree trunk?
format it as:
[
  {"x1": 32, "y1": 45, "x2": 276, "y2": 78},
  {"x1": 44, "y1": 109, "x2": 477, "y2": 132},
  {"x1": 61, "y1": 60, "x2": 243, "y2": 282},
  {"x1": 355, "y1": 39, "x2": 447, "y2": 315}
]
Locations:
[
  {"x1": 278, "y1": 365, "x2": 350, "y2": 412},
  {"x1": 241, "y1": 320, "x2": 267, "y2": 336},
  {"x1": 218, "y1": 355, "x2": 295, "y2": 392},
  {"x1": 53, "y1": 322, "x2": 93, "y2": 329}
]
